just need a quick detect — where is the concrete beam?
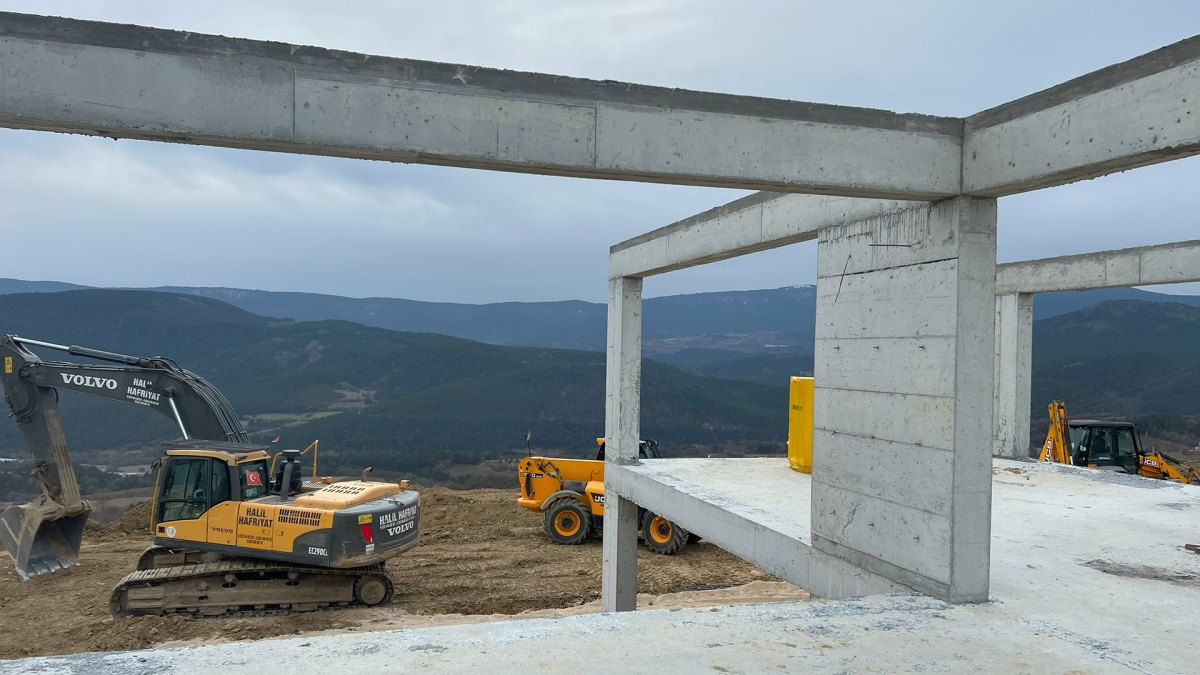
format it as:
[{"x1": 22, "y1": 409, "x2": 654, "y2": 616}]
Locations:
[
  {"x1": 963, "y1": 35, "x2": 1200, "y2": 196},
  {"x1": 609, "y1": 193, "x2": 911, "y2": 278},
  {"x1": 0, "y1": 12, "x2": 962, "y2": 199},
  {"x1": 995, "y1": 239, "x2": 1200, "y2": 293}
]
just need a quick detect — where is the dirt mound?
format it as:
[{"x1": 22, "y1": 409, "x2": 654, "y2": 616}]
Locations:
[
  {"x1": 84, "y1": 500, "x2": 154, "y2": 543},
  {"x1": 0, "y1": 486, "x2": 804, "y2": 659}
]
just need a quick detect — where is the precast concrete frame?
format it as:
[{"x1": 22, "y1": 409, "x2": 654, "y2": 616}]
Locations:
[
  {"x1": 603, "y1": 34, "x2": 1200, "y2": 609},
  {"x1": 992, "y1": 240, "x2": 1200, "y2": 458},
  {"x1": 0, "y1": 13, "x2": 1197, "y2": 610}
]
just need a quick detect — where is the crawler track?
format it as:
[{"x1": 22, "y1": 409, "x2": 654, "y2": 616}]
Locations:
[{"x1": 109, "y1": 556, "x2": 392, "y2": 618}]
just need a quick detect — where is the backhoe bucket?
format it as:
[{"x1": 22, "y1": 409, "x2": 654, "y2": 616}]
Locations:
[{"x1": 0, "y1": 500, "x2": 91, "y2": 581}]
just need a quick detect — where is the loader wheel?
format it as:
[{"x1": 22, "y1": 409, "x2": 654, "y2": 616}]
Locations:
[
  {"x1": 544, "y1": 499, "x2": 591, "y2": 545},
  {"x1": 641, "y1": 511, "x2": 689, "y2": 555}
]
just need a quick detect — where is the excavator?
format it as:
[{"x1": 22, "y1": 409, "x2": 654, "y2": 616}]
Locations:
[
  {"x1": 1038, "y1": 401, "x2": 1200, "y2": 485},
  {"x1": 517, "y1": 438, "x2": 692, "y2": 554},
  {"x1": 0, "y1": 334, "x2": 421, "y2": 617}
]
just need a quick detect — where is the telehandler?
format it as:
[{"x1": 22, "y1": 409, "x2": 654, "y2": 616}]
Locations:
[
  {"x1": 1039, "y1": 401, "x2": 1200, "y2": 485},
  {"x1": 0, "y1": 334, "x2": 421, "y2": 616},
  {"x1": 517, "y1": 438, "x2": 692, "y2": 554}
]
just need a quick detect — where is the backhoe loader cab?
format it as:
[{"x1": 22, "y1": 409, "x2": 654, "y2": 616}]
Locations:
[
  {"x1": 1065, "y1": 420, "x2": 1142, "y2": 474},
  {"x1": 1040, "y1": 401, "x2": 1200, "y2": 485}
]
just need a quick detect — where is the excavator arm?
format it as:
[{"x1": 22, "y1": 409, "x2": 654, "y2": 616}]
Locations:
[
  {"x1": 1039, "y1": 401, "x2": 1072, "y2": 465},
  {"x1": 1139, "y1": 451, "x2": 1200, "y2": 485},
  {"x1": 0, "y1": 335, "x2": 249, "y2": 580}
]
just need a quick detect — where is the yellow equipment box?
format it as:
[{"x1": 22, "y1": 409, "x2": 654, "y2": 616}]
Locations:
[{"x1": 787, "y1": 377, "x2": 814, "y2": 473}]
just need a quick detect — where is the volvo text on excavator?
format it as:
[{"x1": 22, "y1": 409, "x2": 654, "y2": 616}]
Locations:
[
  {"x1": 1038, "y1": 401, "x2": 1200, "y2": 485},
  {"x1": 0, "y1": 335, "x2": 421, "y2": 616}
]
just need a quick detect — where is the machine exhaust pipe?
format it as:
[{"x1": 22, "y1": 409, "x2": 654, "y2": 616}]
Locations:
[{"x1": 0, "y1": 499, "x2": 91, "y2": 581}]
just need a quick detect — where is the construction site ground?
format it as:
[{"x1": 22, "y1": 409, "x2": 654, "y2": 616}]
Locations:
[
  {"x1": 0, "y1": 487, "x2": 805, "y2": 660},
  {"x1": 8, "y1": 460, "x2": 1200, "y2": 674}
]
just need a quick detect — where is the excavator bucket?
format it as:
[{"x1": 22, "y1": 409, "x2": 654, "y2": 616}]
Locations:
[{"x1": 0, "y1": 501, "x2": 90, "y2": 581}]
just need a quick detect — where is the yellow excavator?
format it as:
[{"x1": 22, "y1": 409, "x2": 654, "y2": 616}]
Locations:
[
  {"x1": 0, "y1": 335, "x2": 421, "y2": 617},
  {"x1": 517, "y1": 438, "x2": 692, "y2": 554},
  {"x1": 1039, "y1": 401, "x2": 1200, "y2": 485}
]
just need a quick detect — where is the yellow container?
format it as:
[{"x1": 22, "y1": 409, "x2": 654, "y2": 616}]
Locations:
[{"x1": 787, "y1": 376, "x2": 814, "y2": 473}]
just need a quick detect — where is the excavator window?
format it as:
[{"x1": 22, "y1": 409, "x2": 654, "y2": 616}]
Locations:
[
  {"x1": 158, "y1": 457, "x2": 210, "y2": 522},
  {"x1": 211, "y1": 460, "x2": 232, "y2": 505},
  {"x1": 240, "y1": 460, "x2": 268, "y2": 500}
]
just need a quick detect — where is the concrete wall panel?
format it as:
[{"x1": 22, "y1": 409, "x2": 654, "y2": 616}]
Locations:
[
  {"x1": 814, "y1": 262, "x2": 958, "y2": 340},
  {"x1": 814, "y1": 388, "x2": 954, "y2": 451},
  {"x1": 812, "y1": 430, "x2": 953, "y2": 516},
  {"x1": 813, "y1": 196, "x2": 996, "y2": 602},
  {"x1": 816, "y1": 204, "x2": 962, "y2": 278},
  {"x1": 811, "y1": 481, "x2": 952, "y2": 584},
  {"x1": 814, "y1": 337, "x2": 956, "y2": 398}
]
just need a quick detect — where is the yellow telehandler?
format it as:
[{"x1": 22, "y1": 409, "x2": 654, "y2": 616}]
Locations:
[{"x1": 516, "y1": 438, "x2": 692, "y2": 554}]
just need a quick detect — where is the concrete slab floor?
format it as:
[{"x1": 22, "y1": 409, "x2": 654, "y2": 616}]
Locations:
[{"x1": 4, "y1": 459, "x2": 1198, "y2": 674}]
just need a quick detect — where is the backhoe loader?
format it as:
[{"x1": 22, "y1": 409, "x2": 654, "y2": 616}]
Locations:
[
  {"x1": 517, "y1": 438, "x2": 691, "y2": 554},
  {"x1": 0, "y1": 335, "x2": 421, "y2": 616},
  {"x1": 1039, "y1": 401, "x2": 1200, "y2": 485}
]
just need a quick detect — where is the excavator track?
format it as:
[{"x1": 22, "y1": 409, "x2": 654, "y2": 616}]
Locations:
[{"x1": 109, "y1": 555, "x2": 393, "y2": 618}]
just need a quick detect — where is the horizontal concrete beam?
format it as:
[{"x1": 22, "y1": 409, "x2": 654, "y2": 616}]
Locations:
[
  {"x1": 963, "y1": 35, "x2": 1200, "y2": 196},
  {"x1": 609, "y1": 193, "x2": 911, "y2": 278},
  {"x1": 0, "y1": 13, "x2": 962, "y2": 199},
  {"x1": 996, "y1": 239, "x2": 1200, "y2": 294}
]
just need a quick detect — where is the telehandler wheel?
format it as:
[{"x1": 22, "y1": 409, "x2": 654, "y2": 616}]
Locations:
[
  {"x1": 544, "y1": 498, "x2": 591, "y2": 545},
  {"x1": 641, "y1": 511, "x2": 689, "y2": 555}
]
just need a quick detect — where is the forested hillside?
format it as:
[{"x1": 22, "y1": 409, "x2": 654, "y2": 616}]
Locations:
[{"x1": 0, "y1": 290, "x2": 787, "y2": 480}]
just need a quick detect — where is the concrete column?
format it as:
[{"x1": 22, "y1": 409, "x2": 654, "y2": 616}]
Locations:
[
  {"x1": 811, "y1": 197, "x2": 997, "y2": 602},
  {"x1": 993, "y1": 293, "x2": 1033, "y2": 458},
  {"x1": 601, "y1": 276, "x2": 643, "y2": 612}
]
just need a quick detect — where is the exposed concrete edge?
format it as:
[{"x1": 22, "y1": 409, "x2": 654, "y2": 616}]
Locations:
[
  {"x1": 0, "y1": 12, "x2": 961, "y2": 135},
  {"x1": 996, "y1": 238, "x2": 1200, "y2": 293},
  {"x1": 605, "y1": 463, "x2": 905, "y2": 599},
  {"x1": 966, "y1": 34, "x2": 1200, "y2": 131}
]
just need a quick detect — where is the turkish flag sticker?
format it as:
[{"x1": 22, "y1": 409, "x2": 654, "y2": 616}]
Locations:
[{"x1": 246, "y1": 471, "x2": 262, "y2": 486}]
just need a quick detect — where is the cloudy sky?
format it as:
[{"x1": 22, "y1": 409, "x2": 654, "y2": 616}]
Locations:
[{"x1": 2, "y1": 1, "x2": 1199, "y2": 302}]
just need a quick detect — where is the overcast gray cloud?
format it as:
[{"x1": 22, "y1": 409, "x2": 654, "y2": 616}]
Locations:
[{"x1": 1, "y1": 1, "x2": 1198, "y2": 301}]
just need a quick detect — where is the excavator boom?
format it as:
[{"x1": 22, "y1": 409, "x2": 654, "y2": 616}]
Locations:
[{"x1": 0, "y1": 335, "x2": 248, "y2": 580}]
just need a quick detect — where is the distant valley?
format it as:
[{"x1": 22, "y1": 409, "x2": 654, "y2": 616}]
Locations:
[{"x1": 0, "y1": 280, "x2": 1196, "y2": 494}]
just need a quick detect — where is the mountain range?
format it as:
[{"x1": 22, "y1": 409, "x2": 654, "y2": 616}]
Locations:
[
  {"x1": 0, "y1": 289, "x2": 787, "y2": 483},
  {"x1": 0, "y1": 279, "x2": 1197, "y2": 467},
  {"x1": 6, "y1": 278, "x2": 1198, "y2": 388}
]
